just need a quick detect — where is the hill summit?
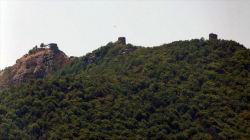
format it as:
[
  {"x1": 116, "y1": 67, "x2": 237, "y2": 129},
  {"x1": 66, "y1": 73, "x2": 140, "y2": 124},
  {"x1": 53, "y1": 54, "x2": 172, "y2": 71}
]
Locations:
[{"x1": 0, "y1": 44, "x2": 71, "y2": 89}]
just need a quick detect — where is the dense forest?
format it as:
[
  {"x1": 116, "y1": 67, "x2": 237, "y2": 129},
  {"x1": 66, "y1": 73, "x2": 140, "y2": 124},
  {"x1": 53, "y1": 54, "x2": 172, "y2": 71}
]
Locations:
[{"x1": 0, "y1": 38, "x2": 250, "y2": 139}]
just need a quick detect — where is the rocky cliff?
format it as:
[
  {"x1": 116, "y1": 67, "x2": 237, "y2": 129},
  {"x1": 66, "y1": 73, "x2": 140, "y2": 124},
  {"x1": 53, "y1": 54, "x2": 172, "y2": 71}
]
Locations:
[{"x1": 0, "y1": 47, "x2": 71, "y2": 89}]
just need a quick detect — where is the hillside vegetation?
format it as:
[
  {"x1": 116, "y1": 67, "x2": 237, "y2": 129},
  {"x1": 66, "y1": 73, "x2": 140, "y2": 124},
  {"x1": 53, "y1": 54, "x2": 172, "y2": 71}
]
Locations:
[{"x1": 0, "y1": 39, "x2": 250, "y2": 139}]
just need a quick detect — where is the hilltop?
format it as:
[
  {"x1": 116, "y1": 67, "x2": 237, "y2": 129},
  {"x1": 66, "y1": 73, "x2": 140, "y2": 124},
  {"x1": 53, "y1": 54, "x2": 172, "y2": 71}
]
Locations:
[
  {"x1": 0, "y1": 44, "x2": 71, "y2": 89},
  {"x1": 0, "y1": 38, "x2": 250, "y2": 139}
]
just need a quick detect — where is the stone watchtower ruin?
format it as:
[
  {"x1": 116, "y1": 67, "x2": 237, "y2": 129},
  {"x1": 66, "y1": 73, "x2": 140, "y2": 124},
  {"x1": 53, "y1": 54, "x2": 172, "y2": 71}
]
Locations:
[
  {"x1": 48, "y1": 43, "x2": 59, "y2": 52},
  {"x1": 118, "y1": 37, "x2": 126, "y2": 45},
  {"x1": 209, "y1": 33, "x2": 218, "y2": 40}
]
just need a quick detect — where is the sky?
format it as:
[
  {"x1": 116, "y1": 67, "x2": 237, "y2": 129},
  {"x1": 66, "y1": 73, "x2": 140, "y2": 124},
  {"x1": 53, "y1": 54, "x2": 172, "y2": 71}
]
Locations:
[{"x1": 1, "y1": 1, "x2": 250, "y2": 70}]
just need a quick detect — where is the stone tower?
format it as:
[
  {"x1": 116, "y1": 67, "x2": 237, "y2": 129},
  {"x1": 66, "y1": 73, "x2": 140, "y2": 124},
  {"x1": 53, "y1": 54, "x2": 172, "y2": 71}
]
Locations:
[
  {"x1": 118, "y1": 37, "x2": 126, "y2": 45},
  {"x1": 209, "y1": 33, "x2": 218, "y2": 40},
  {"x1": 49, "y1": 43, "x2": 59, "y2": 52}
]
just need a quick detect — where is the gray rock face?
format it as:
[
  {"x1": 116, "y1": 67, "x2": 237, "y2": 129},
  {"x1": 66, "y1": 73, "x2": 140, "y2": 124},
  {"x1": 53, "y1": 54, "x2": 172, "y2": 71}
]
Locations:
[
  {"x1": 121, "y1": 49, "x2": 133, "y2": 55},
  {"x1": 88, "y1": 55, "x2": 96, "y2": 64},
  {"x1": 0, "y1": 48, "x2": 69, "y2": 89}
]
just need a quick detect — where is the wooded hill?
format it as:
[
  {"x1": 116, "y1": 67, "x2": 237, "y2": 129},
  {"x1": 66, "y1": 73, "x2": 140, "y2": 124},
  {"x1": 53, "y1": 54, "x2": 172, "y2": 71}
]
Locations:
[{"x1": 0, "y1": 38, "x2": 250, "y2": 139}]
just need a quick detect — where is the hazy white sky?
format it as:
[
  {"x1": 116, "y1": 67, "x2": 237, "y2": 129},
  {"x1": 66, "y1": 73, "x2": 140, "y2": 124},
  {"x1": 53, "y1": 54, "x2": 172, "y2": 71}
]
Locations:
[{"x1": 1, "y1": 1, "x2": 250, "y2": 69}]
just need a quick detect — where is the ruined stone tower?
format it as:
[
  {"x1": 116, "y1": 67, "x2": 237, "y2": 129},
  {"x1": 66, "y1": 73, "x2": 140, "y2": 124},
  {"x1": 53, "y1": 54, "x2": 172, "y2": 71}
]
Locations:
[
  {"x1": 209, "y1": 33, "x2": 218, "y2": 40},
  {"x1": 118, "y1": 37, "x2": 126, "y2": 45},
  {"x1": 49, "y1": 43, "x2": 59, "y2": 52}
]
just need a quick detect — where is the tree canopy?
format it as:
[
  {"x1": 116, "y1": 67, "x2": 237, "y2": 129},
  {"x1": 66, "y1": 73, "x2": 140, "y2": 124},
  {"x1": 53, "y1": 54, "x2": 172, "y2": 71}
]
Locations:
[{"x1": 0, "y1": 39, "x2": 250, "y2": 139}]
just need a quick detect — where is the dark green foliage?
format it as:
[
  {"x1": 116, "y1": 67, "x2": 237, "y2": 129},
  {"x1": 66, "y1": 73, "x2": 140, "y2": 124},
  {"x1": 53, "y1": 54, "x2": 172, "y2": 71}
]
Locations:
[
  {"x1": 28, "y1": 46, "x2": 43, "y2": 55},
  {"x1": 1, "y1": 39, "x2": 250, "y2": 139}
]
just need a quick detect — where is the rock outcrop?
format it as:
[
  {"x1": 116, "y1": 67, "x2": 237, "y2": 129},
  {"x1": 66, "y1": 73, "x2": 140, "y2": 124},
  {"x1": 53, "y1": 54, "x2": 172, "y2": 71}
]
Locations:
[
  {"x1": 88, "y1": 55, "x2": 96, "y2": 64},
  {"x1": 121, "y1": 49, "x2": 133, "y2": 55},
  {"x1": 0, "y1": 47, "x2": 70, "y2": 89}
]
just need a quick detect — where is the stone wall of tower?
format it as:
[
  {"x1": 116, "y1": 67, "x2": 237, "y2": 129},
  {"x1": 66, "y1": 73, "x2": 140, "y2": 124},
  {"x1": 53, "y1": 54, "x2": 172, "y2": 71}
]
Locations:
[
  {"x1": 209, "y1": 33, "x2": 218, "y2": 40},
  {"x1": 49, "y1": 43, "x2": 59, "y2": 52},
  {"x1": 118, "y1": 37, "x2": 126, "y2": 45}
]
